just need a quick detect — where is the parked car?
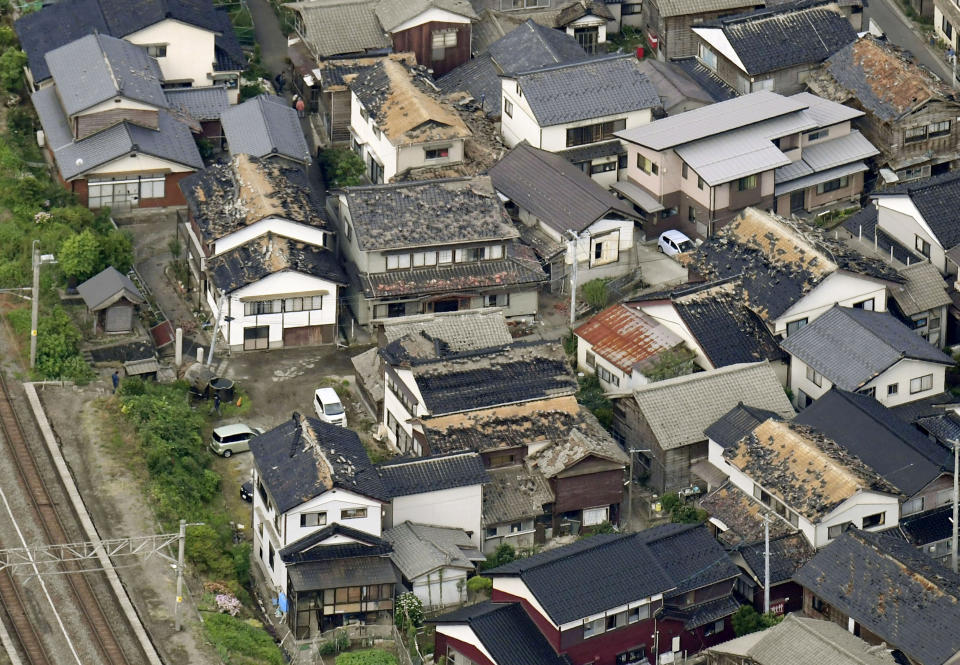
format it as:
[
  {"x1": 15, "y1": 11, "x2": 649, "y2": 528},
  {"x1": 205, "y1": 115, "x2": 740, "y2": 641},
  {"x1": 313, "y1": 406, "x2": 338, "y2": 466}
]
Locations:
[
  {"x1": 210, "y1": 423, "x2": 264, "y2": 457},
  {"x1": 240, "y1": 480, "x2": 253, "y2": 503},
  {"x1": 657, "y1": 230, "x2": 694, "y2": 256},
  {"x1": 314, "y1": 387, "x2": 347, "y2": 427}
]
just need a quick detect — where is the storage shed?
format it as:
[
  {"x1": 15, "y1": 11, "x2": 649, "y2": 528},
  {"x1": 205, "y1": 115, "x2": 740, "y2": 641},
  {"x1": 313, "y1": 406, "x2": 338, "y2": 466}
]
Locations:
[{"x1": 76, "y1": 267, "x2": 144, "y2": 334}]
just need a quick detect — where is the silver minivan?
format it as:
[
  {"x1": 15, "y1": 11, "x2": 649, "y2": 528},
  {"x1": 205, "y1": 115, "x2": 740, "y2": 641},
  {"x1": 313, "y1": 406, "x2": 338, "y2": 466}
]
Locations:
[{"x1": 210, "y1": 423, "x2": 264, "y2": 457}]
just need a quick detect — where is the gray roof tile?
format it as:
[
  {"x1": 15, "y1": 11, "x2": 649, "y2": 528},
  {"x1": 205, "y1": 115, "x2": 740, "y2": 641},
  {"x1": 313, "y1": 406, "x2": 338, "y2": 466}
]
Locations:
[
  {"x1": 384, "y1": 522, "x2": 482, "y2": 580},
  {"x1": 284, "y1": 0, "x2": 391, "y2": 58},
  {"x1": 76, "y1": 266, "x2": 144, "y2": 310},
  {"x1": 165, "y1": 86, "x2": 230, "y2": 121},
  {"x1": 482, "y1": 465, "x2": 554, "y2": 525},
  {"x1": 892, "y1": 262, "x2": 952, "y2": 317},
  {"x1": 374, "y1": 0, "x2": 476, "y2": 32},
  {"x1": 376, "y1": 452, "x2": 489, "y2": 497},
  {"x1": 221, "y1": 94, "x2": 311, "y2": 164},
  {"x1": 381, "y1": 309, "x2": 513, "y2": 350}
]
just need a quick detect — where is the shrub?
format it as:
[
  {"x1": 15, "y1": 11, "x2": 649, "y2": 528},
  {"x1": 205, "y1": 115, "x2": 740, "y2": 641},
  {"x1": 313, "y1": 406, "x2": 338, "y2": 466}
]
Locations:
[
  {"x1": 478, "y1": 543, "x2": 515, "y2": 572},
  {"x1": 659, "y1": 493, "x2": 707, "y2": 524},
  {"x1": 731, "y1": 606, "x2": 783, "y2": 636},
  {"x1": 579, "y1": 521, "x2": 617, "y2": 539},
  {"x1": 581, "y1": 278, "x2": 610, "y2": 310},
  {"x1": 6, "y1": 306, "x2": 93, "y2": 382},
  {"x1": 59, "y1": 229, "x2": 103, "y2": 282},
  {"x1": 336, "y1": 649, "x2": 398, "y2": 665},
  {"x1": 394, "y1": 592, "x2": 424, "y2": 631},
  {"x1": 466, "y1": 576, "x2": 492, "y2": 595},
  {"x1": 0, "y1": 48, "x2": 26, "y2": 93},
  {"x1": 203, "y1": 613, "x2": 284, "y2": 665},
  {"x1": 318, "y1": 148, "x2": 366, "y2": 188},
  {"x1": 576, "y1": 374, "x2": 612, "y2": 429}
]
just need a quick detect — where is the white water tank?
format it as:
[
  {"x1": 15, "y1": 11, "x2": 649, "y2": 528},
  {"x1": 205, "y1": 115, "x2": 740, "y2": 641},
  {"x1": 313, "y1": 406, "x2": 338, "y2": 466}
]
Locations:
[{"x1": 36, "y1": 130, "x2": 45, "y2": 147}]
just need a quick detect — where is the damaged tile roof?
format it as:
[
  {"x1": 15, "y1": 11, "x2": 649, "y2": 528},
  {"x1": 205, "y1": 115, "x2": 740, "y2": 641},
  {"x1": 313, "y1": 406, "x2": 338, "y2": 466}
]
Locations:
[
  {"x1": 793, "y1": 388, "x2": 952, "y2": 496},
  {"x1": 671, "y1": 280, "x2": 785, "y2": 367},
  {"x1": 350, "y1": 59, "x2": 471, "y2": 145},
  {"x1": 794, "y1": 528, "x2": 960, "y2": 665},
  {"x1": 250, "y1": 413, "x2": 389, "y2": 513},
  {"x1": 527, "y1": 425, "x2": 628, "y2": 478},
  {"x1": 280, "y1": 523, "x2": 392, "y2": 563},
  {"x1": 381, "y1": 309, "x2": 513, "y2": 351},
  {"x1": 724, "y1": 419, "x2": 902, "y2": 521},
  {"x1": 339, "y1": 177, "x2": 518, "y2": 251},
  {"x1": 283, "y1": 0, "x2": 391, "y2": 58},
  {"x1": 385, "y1": 340, "x2": 577, "y2": 416},
  {"x1": 878, "y1": 171, "x2": 960, "y2": 251},
  {"x1": 575, "y1": 303, "x2": 685, "y2": 373},
  {"x1": 359, "y1": 243, "x2": 546, "y2": 299},
  {"x1": 688, "y1": 208, "x2": 901, "y2": 323},
  {"x1": 733, "y1": 532, "x2": 815, "y2": 586},
  {"x1": 376, "y1": 452, "x2": 489, "y2": 497},
  {"x1": 374, "y1": 0, "x2": 477, "y2": 32},
  {"x1": 316, "y1": 52, "x2": 416, "y2": 90},
  {"x1": 661, "y1": 594, "x2": 741, "y2": 631},
  {"x1": 483, "y1": 465, "x2": 554, "y2": 525},
  {"x1": 422, "y1": 395, "x2": 583, "y2": 455},
  {"x1": 207, "y1": 233, "x2": 347, "y2": 294},
  {"x1": 489, "y1": 142, "x2": 638, "y2": 235},
  {"x1": 654, "y1": 0, "x2": 760, "y2": 18},
  {"x1": 780, "y1": 306, "x2": 954, "y2": 392},
  {"x1": 892, "y1": 262, "x2": 952, "y2": 317},
  {"x1": 696, "y1": 4, "x2": 856, "y2": 76},
  {"x1": 487, "y1": 523, "x2": 738, "y2": 624},
  {"x1": 699, "y1": 482, "x2": 797, "y2": 546},
  {"x1": 704, "y1": 403, "x2": 783, "y2": 450},
  {"x1": 510, "y1": 54, "x2": 661, "y2": 126},
  {"x1": 384, "y1": 522, "x2": 483, "y2": 581},
  {"x1": 165, "y1": 86, "x2": 230, "y2": 122},
  {"x1": 810, "y1": 36, "x2": 956, "y2": 123},
  {"x1": 632, "y1": 361, "x2": 794, "y2": 451},
  {"x1": 221, "y1": 94, "x2": 311, "y2": 164},
  {"x1": 181, "y1": 154, "x2": 329, "y2": 243}
]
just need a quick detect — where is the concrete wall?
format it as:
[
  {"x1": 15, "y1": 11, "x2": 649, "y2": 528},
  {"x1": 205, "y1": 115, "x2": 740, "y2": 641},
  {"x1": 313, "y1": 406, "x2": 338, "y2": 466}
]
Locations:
[{"x1": 411, "y1": 567, "x2": 468, "y2": 609}]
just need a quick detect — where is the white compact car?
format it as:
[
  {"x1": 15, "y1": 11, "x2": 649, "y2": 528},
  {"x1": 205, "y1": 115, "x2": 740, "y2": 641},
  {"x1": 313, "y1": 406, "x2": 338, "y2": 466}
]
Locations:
[
  {"x1": 657, "y1": 230, "x2": 695, "y2": 257},
  {"x1": 314, "y1": 387, "x2": 347, "y2": 427}
]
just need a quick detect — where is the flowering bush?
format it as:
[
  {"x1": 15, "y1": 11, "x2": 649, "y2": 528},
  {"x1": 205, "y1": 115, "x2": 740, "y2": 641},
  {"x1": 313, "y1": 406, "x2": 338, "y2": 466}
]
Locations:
[
  {"x1": 216, "y1": 593, "x2": 242, "y2": 616},
  {"x1": 394, "y1": 592, "x2": 423, "y2": 630}
]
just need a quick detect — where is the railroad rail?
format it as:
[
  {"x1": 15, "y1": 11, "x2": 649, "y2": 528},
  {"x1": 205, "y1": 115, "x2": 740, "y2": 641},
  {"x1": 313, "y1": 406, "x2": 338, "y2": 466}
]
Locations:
[{"x1": 0, "y1": 373, "x2": 136, "y2": 665}]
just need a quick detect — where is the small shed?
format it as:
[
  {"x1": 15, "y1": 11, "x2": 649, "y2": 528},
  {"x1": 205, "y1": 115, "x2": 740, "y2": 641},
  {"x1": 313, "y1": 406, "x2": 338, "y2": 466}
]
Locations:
[{"x1": 76, "y1": 267, "x2": 145, "y2": 334}]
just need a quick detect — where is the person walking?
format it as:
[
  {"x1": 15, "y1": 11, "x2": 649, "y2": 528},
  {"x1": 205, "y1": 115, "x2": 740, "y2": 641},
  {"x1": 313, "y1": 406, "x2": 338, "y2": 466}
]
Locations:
[
  {"x1": 212, "y1": 393, "x2": 222, "y2": 416},
  {"x1": 274, "y1": 72, "x2": 285, "y2": 94},
  {"x1": 111, "y1": 370, "x2": 120, "y2": 394},
  {"x1": 295, "y1": 96, "x2": 305, "y2": 119}
]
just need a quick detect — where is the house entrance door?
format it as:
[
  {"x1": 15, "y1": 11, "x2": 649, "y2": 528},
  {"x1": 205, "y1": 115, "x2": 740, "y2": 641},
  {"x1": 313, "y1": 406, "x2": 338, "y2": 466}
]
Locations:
[
  {"x1": 790, "y1": 190, "x2": 805, "y2": 212},
  {"x1": 243, "y1": 326, "x2": 269, "y2": 350}
]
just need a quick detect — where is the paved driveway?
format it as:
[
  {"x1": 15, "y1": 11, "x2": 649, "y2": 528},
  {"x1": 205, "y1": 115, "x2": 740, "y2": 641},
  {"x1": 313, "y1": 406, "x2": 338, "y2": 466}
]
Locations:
[{"x1": 637, "y1": 241, "x2": 689, "y2": 290}]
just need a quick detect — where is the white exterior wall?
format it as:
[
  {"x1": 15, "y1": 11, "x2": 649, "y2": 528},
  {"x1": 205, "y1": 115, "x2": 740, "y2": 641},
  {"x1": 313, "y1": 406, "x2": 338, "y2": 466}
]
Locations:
[
  {"x1": 860, "y1": 358, "x2": 947, "y2": 407},
  {"x1": 575, "y1": 335, "x2": 632, "y2": 392},
  {"x1": 436, "y1": 625, "x2": 498, "y2": 663},
  {"x1": 490, "y1": 577, "x2": 559, "y2": 629},
  {"x1": 565, "y1": 15, "x2": 608, "y2": 43},
  {"x1": 350, "y1": 91, "x2": 399, "y2": 182},
  {"x1": 707, "y1": 439, "x2": 735, "y2": 478},
  {"x1": 213, "y1": 218, "x2": 328, "y2": 255},
  {"x1": 935, "y1": 6, "x2": 959, "y2": 50},
  {"x1": 875, "y1": 197, "x2": 950, "y2": 275},
  {"x1": 125, "y1": 19, "x2": 217, "y2": 86},
  {"x1": 391, "y1": 7, "x2": 471, "y2": 32},
  {"x1": 814, "y1": 493, "x2": 901, "y2": 548},
  {"x1": 382, "y1": 367, "x2": 423, "y2": 449},
  {"x1": 788, "y1": 356, "x2": 833, "y2": 406},
  {"x1": 392, "y1": 485, "x2": 483, "y2": 547},
  {"x1": 80, "y1": 97, "x2": 160, "y2": 116},
  {"x1": 223, "y1": 271, "x2": 339, "y2": 349},
  {"x1": 412, "y1": 567, "x2": 468, "y2": 609},
  {"x1": 634, "y1": 301, "x2": 713, "y2": 369},
  {"x1": 774, "y1": 272, "x2": 889, "y2": 336},
  {"x1": 88, "y1": 152, "x2": 195, "y2": 177},
  {"x1": 396, "y1": 140, "x2": 466, "y2": 174},
  {"x1": 538, "y1": 109, "x2": 652, "y2": 152},
  {"x1": 500, "y1": 77, "x2": 543, "y2": 148}
]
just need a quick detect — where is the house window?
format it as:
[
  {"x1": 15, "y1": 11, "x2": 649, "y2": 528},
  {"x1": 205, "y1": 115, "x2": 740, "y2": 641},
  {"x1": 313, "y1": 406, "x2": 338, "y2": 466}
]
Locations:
[
  {"x1": 687, "y1": 206, "x2": 696, "y2": 222},
  {"x1": 661, "y1": 206, "x2": 677, "y2": 219},
  {"x1": 811, "y1": 595, "x2": 827, "y2": 613},
  {"x1": 905, "y1": 126, "x2": 928, "y2": 143},
  {"x1": 583, "y1": 617, "x2": 605, "y2": 638},
  {"x1": 455, "y1": 246, "x2": 493, "y2": 262},
  {"x1": 413, "y1": 251, "x2": 438, "y2": 267},
  {"x1": 484, "y1": 293, "x2": 509, "y2": 307},
  {"x1": 827, "y1": 522, "x2": 852, "y2": 539},
  {"x1": 591, "y1": 234, "x2": 619, "y2": 266},
  {"x1": 431, "y1": 29, "x2": 457, "y2": 61},
  {"x1": 622, "y1": 2, "x2": 642, "y2": 14},
  {"x1": 438, "y1": 249, "x2": 453, "y2": 264},
  {"x1": 566, "y1": 119, "x2": 627, "y2": 147},
  {"x1": 751, "y1": 78, "x2": 773, "y2": 92},
  {"x1": 606, "y1": 612, "x2": 627, "y2": 631},
  {"x1": 901, "y1": 496, "x2": 924, "y2": 515},
  {"x1": 737, "y1": 175, "x2": 758, "y2": 191},
  {"x1": 816, "y1": 175, "x2": 849, "y2": 194},
  {"x1": 489, "y1": 244, "x2": 504, "y2": 259},
  {"x1": 504, "y1": 99, "x2": 513, "y2": 118},
  {"x1": 510, "y1": 522, "x2": 522, "y2": 533},
  {"x1": 508, "y1": 0, "x2": 545, "y2": 8},
  {"x1": 590, "y1": 160, "x2": 617, "y2": 175},
  {"x1": 425, "y1": 147, "x2": 450, "y2": 160},
  {"x1": 597, "y1": 365, "x2": 620, "y2": 387},
  {"x1": 268, "y1": 542, "x2": 274, "y2": 570},
  {"x1": 930, "y1": 120, "x2": 951, "y2": 137},
  {"x1": 585, "y1": 351, "x2": 596, "y2": 368},
  {"x1": 805, "y1": 365, "x2": 823, "y2": 387},
  {"x1": 806, "y1": 128, "x2": 829, "y2": 141},
  {"x1": 913, "y1": 317, "x2": 929, "y2": 329},
  {"x1": 488, "y1": 452, "x2": 517, "y2": 467},
  {"x1": 341, "y1": 508, "x2": 367, "y2": 520},
  {"x1": 858, "y1": 386, "x2": 876, "y2": 398},
  {"x1": 284, "y1": 296, "x2": 324, "y2": 312},
  {"x1": 698, "y1": 43, "x2": 717, "y2": 70},
  {"x1": 910, "y1": 374, "x2": 934, "y2": 394},
  {"x1": 146, "y1": 44, "x2": 167, "y2": 57},
  {"x1": 485, "y1": 527, "x2": 498, "y2": 538},
  {"x1": 853, "y1": 298, "x2": 874, "y2": 310},
  {"x1": 786, "y1": 318, "x2": 808, "y2": 335},
  {"x1": 943, "y1": 15, "x2": 954, "y2": 39},
  {"x1": 862, "y1": 512, "x2": 885, "y2": 528},
  {"x1": 697, "y1": 175, "x2": 705, "y2": 190},
  {"x1": 704, "y1": 620, "x2": 724, "y2": 637},
  {"x1": 682, "y1": 163, "x2": 689, "y2": 179},
  {"x1": 244, "y1": 300, "x2": 276, "y2": 315},
  {"x1": 637, "y1": 154, "x2": 658, "y2": 175},
  {"x1": 574, "y1": 27, "x2": 599, "y2": 54},
  {"x1": 386, "y1": 254, "x2": 412, "y2": 270},
  {"x1": 300, "y1": 512, "x2": 327, "y2": 527},
  {"x1": 627, "y1": 604, "x2": 650, "y2": 623},
  {"x1": 915, "y1": 235, "x2": 931, "y2": 257},
  {"x1": 887, "y1": 383, "x2": 899, "y2": 396},
  {"x1": 447, "y1": 648, "x2": 477, "y2": 665},
  {"x1": 617, "y1": 647, "x2": 647, "y2": 665}
]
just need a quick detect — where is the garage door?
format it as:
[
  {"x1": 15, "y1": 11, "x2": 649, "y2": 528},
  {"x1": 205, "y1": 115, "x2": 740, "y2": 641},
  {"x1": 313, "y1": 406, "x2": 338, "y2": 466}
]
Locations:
[
  {"x1": 104, "y1": 305, "x2": 132, "y2": 332},
  {"x1": 283, "y1": 324, "x2": 334, "y2": 347}
]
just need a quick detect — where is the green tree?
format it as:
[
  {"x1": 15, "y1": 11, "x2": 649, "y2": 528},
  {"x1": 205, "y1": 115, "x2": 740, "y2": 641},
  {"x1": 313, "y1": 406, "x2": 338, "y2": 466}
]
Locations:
[
  {"x1": 0, "y1": 48, "x2": 26, "y2": 93},
  {"x1": 99, "y1": 229, "x2": 134, "y2": 273},
  {"x1": 58, "y1": 229, "x2": 102, "y2": 282},
  {"x1": 731, "y1": 605, "x2": 784, "y2": 636},
  {"x1": 466, "y1": 575, "x2": 492, "y2": 596},
  {"x1": 0, "y1": 26, "x2": 16, "y2": 50},
  {"x1": 479, "y1": 543, "x2": 516, "y2": 571},
  {"x1": 318, "y1": 148, "x2": 366, "y2": 188}
]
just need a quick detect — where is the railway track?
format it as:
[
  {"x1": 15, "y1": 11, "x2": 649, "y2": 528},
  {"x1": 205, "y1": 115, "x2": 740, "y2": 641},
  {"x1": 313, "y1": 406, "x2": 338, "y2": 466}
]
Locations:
[{"x1": 0, "y1": 373, "x2": 135, "y2": 665}]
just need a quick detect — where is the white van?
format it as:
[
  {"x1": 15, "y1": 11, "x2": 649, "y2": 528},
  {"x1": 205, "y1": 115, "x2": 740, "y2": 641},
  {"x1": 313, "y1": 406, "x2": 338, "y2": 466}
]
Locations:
[{"x1": 314, "y1": 387, "x2": 347, "y2": 427}]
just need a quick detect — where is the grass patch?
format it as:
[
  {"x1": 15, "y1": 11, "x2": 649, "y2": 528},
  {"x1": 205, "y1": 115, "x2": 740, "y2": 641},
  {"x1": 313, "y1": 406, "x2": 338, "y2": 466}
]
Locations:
[{"x1": 203, "y1": 613, "x2": 284, "y2": 665}]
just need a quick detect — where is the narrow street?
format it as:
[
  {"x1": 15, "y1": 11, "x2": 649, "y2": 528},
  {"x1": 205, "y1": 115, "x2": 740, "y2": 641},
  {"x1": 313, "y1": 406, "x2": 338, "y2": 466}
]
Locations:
[{"x1": 864, "y1": 0, "x2": 955, "y2": 82}]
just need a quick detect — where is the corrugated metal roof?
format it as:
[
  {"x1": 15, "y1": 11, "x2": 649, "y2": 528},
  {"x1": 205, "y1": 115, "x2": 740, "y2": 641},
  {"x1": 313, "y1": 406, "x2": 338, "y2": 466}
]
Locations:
[
  {"x1": 574, "y1": 303, "x2": 684, "y2": 372},
  {"x1": 774, "y1": 160, "x2": 867, "y2": 196},
  {"x1": 616, "y1": 90, "x2": 807, "y2": 150},
  {"x1": 610, "y1": 180, "x2": 664, "y2": 212},
  {"x1": 790, "y1": 91, "x2": 863, "y2": 126},
  {"x1": 801, "y1": 130, "x2": 879, "y2": 171}
]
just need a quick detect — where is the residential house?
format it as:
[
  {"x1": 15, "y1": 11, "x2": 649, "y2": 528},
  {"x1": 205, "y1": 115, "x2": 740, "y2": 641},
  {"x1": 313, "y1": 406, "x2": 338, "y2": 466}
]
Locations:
[
  {"x1": 76, "y1": 267, "x2": 145, "y2": 334},
  {"x1": 377, "y1": 452, "x2": 489, "y2": 547},
  {"x1": 688, "y1": 208, "x2": 902, "y2": 337},
  {"x1": 470, "y1": 0, "x2": 623, "y2": 47},
  {"x1": 888, "y1": 262, "x2": 952, "y2": 347},
  {"x1": 437, "y1": 19, "x2": 588, "y2": 119},
  {"x1": 249, "y1": 414, "x2": 394, "y2": 639},
  {"x1": 641, "y1": 0, "x2": 762, "y2": 61},
  {"x1": 795, "y1": 528, "x2": 960, "y2": 665},
  {"x1": 349, "y1": 59, "x2": 472, "y2": 184},
  {"x1": 614, "y1": 93, "x2": 879, "y2": 237},
  {"x1": 221, "y1": 95, "x2": 312, "y2": 168},
  {"x1": 704, "y1": 403, "x2": 786, "y2": 492},
  {"x1": 726, "y1": 533, "x2": 814, "y2": 616},
  {"x1": 378, "y1": 334, "x2": 577, "y2": 453},
  {"x1": 888, "y1": 504, "x2": 957, "y2": 566},
  {"x1": 717, "y1": 418, "x2": 902, "y2": 548},
  {"x1": 435, "y1": 523, "x2": 742, "y2": 665},
  {"x1": 328, "y1": 177, "x2": 546, "y2": 326},
  {"x1": 937, "y1": 0, "x2": 960, "y2": 53},
  {"x1": 179, "y1": 155, "x2": 347, "y2": 351},
  {"x1": 635, "y1": 58, "x2": 726, "y2": 115},
  {"x1": 573, "y1": 303, "x2": 689, "y2": 392},
  {"x1": 613, "y1": 361, "x2": 795, "y2": 492},
  {"x1": 384, "y1": 522, "x2": 485, "y2": 609},
  {"x1": 629, "y1": 279, "x2": 787, "y2": 379},
  {"x1": 699, "y1": 480, "x2": 799, "y2": 545},
  {"x1": 691, "y1": 2, "x2": 858, "y2": 96},
  {"x1": 31, "y1": 34, "x2": 204, "y2": 209},
  {"x1": 420, "y1": 394, "x2": 627, "y2": 545},
  {"x1": 499, "y1": 55, "x2": 661, "y2": 183},
  {"x1": 489, "y1": 142, "x2": 643, "y2": 291},
  {"x1": 165, "y1": 86, "x2": 230, "y2": 143},
  {"x1": 283, "y1": 0, "x2": 392, "y2": 60},
  {"x1": 705, "y1": 614, "x2": 897, "y2": 665},
  {"x1": 15, "y1": 0, "x2": 245, "y2": 95},
  {"x1": 807, "y1": 36, "x2": 960, "y2": 182},
  {"x1": 374, "y1": 0, "x2": 478, "y2": 76},
  {"x1": 794, "y1": 388, "x2": 955, "y2": 516},
  {"x1": 313, "y1": 53, "x2": 417, "y2": 145},
  {"x1": 780, "y1": 306, "x2": 954, "y2": 409}
]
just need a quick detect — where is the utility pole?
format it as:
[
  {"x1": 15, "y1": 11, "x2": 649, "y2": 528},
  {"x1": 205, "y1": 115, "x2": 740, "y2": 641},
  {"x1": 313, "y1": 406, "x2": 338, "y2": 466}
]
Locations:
[
  {"x1": 567, "y1": 230, "x2": 578, "y2": 327},
  {"x1": 206, "y1": 294, "x2": 229, "y2": 367},
  {"x1": 175, "y1": 519, "x2": 186, "y2": 631},
  {"x1": 763, "y1": 513, "x2": 771, "y2": 614},
  {"x1": 952, "y1": 439, "x2": 958, "y2": 574},
  {"x1": 30, "y1": 241, "x2": 39, "y2": 369},
  {"x1": 626, "y1": 449, "x2": 650, "y2": 530}
]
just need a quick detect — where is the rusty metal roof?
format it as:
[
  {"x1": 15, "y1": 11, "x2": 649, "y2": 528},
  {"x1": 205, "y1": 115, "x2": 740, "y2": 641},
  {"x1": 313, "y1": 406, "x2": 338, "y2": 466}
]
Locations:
[{"x1": 574, "y1": 303, "x2": 684, "y2": 373}]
